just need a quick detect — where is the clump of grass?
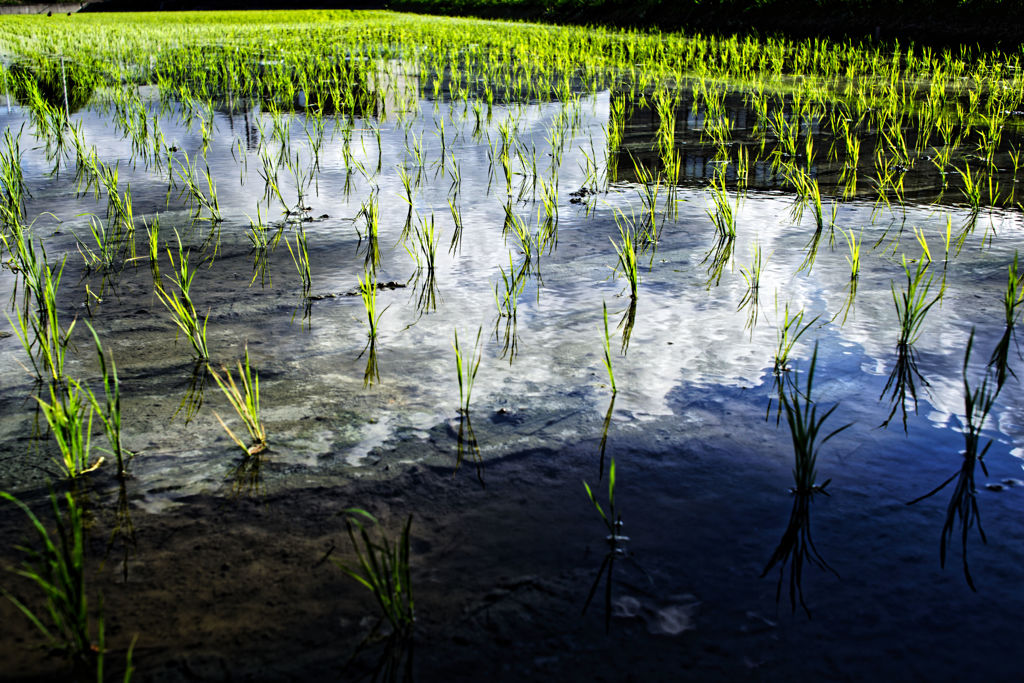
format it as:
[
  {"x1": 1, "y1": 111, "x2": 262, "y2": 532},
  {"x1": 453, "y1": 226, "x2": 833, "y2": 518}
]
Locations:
[
  {"x1": 209, "y1": 346, "x2": 266, "y2": 456},
  {"x1": 334, "y1": 509, "x2": 414, "y2": 635}
]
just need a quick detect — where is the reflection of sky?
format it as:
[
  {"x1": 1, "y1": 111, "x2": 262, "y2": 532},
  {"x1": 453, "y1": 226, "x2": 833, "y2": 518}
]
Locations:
[{"x1": 2, "y1": 84, "x2": 1023, "y2": 492}]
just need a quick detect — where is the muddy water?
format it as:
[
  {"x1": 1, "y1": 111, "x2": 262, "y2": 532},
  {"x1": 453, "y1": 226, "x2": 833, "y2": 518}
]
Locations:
[{"x1": 1, "y1": 82, "x2": 1023, "y2": 681}]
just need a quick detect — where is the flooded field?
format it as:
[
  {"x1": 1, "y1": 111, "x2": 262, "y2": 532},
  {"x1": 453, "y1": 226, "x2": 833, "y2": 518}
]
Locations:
[{"x1": 1, "y1": 10, "x2": 1023, "y2": 682}]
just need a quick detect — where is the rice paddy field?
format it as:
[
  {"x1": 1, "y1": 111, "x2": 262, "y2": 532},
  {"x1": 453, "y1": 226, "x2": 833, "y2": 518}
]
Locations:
[{"x1": 1, "y1": 9, "x2": 1023, "y2": 681}]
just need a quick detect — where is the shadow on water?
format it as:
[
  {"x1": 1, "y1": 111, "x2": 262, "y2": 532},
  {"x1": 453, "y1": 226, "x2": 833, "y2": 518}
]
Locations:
[
  {"x1": 346, "y1": 629, "x2": 415, "y2": 683},
  {"x1": 453, "y1": 413, "x2": 484, "y2": 488},
  {"x1": 230, "y1": 453, "x2": 264, "y2": 498},
  {"x1": 175, "y1": 361, "x2": 209, "y2": 424}
]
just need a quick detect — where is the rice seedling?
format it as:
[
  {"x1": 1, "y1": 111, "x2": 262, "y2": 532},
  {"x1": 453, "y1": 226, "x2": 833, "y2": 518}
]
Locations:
[
  {"x1": 773, "y1": 304, "x2": 818, "y2": 376},
  {"x1": 81, "y1": 322, "x2": 131, "y2": 479},
  {"x1": 154, "y1": 232, "x2": 209, "y2": 361},
  {"x1": 502, "y1": 204, "x2": 535, "y2": 274},
  {"x1": 582, "y1": 457, "x2": 627, "y2": 632},
  {"x1": 412, "y1": 212, "x2": 439, "y2": 275},
  {"x1": 7, "y1": 238, "x2": 75, "y2": 388},
  {"x1": 357, "y1": 191, "x2": 382, "y2": 274},
  {"x1": 988, "y1": 252, "x2": 1024, "y2": 388},
  {"x1": 600, "y1": 301, "x2": 616, "y2": 394},
  {"x1": 0, "y1": 126, "x2": 28, "y2": 226},
  {"x1": 738, "y1": 243, "x2": 766, "y2": 335},
  {"x1": 841, "y1": 228, "x2": 862, "y2": 281},
  {"x1": 453, "y1": 326, "x2": 482, "y2": 415},
  {"x1": 448, "y1": 199, "x2": 463, "y2": 255},
  {"x1": 145, "y1": 215, "x2": 160, "y2": 280},
  {"x1": 906, "y1": 331, "x2": 1003, "y2": 591},
  {"x1": 706, "y1": 169, "x2": 737, "y2": 241},
  {"x1": 285, "y1": 227, "x2": 313, "y2": 300},
  {"x1": 173, "y1": 151, "x2": 222, "y2": 223},
  {"x1": 0, "y1": 490, "x2": 106, "y2": 677},
  {"x1": 74, "y1": 215, "x2": 122, "y2": 273},
  {"x1": 358, "y1": 270, "x2": 386, "y2": 344},
  {"x1": 956, "y1": 162, "x2": 983, "y2": 213},
  {"x1": 209, "y1": 346, "x2": 267, "y2": 456},
  {"x1": 761, "y1": 344, "x2": 848, "y2": 617},
  {"x1": 880, "y1": 256, "x2": 941, "y2": 431},
  {"x1": 493, "y1": 251, "x2": 526, "y2": 320},
  {"x1": 611, "y1": 210, "x2": 639, "y2": 300},
  {"x1": 334, "y1": 509, "x2": 415, "y2": 635},
  {"x1": 36, "y1": 381, "x2": 103, "y2": 479},
  {"x1": 893, "y1": 255, "x2": 941, "y2": 350}
]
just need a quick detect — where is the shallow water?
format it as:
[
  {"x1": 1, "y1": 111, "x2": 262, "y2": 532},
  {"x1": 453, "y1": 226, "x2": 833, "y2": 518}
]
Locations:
[{"x1": 1, "y1": 69, "x2": 1023, "y2": 681}]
